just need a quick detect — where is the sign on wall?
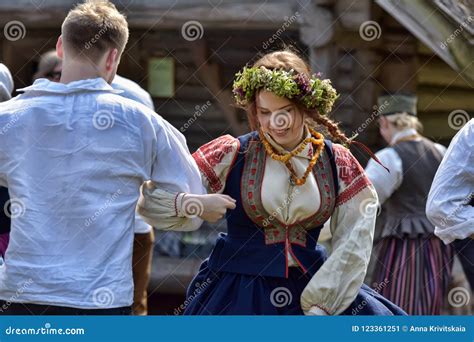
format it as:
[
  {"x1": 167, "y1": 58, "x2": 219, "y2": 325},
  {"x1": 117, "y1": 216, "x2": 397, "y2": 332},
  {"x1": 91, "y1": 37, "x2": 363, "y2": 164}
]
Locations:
[{"x1": 148, "y1": 56, "x2": 175, "y2": 98}]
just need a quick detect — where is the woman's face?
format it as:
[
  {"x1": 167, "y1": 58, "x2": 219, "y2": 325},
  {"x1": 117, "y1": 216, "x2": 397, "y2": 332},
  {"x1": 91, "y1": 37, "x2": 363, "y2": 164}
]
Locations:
[{"x1": 256, "y1": 90, "x2": 306, "y2": 151}]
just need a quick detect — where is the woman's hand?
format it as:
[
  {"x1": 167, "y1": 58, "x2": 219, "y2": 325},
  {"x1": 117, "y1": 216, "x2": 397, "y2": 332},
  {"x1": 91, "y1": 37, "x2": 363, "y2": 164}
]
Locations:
[{"x1": 181, "y1": 194, "x2": 236, "y2": 223}]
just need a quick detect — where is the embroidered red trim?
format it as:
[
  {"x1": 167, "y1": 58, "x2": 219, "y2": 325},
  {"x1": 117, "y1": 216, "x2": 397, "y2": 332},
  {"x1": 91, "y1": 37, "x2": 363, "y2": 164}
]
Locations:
[
  {"x1": 192, "y1": 135, "x2": 237, "y2": 193},
  {"x1": 333, "y1": 144, "x2": 365, "y2": 187},
  {"x1": 336, "y1": 176, "x2": 371, "y2": 206},
  {"x1": 194, "y1": 152, "x2": 222, "y2": 193},
  {"x1": 333, "y1": 144, "x2": 372, "y2": 207},
  {"x1": 174, "y1": 193, "x2": 180, "y2": 217}
]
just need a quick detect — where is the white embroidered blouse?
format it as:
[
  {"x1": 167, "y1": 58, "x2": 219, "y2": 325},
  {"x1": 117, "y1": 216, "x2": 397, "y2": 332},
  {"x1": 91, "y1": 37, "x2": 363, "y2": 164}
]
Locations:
[{"x1": 138, "y1": 129, "x2": 379, "y2": 315}]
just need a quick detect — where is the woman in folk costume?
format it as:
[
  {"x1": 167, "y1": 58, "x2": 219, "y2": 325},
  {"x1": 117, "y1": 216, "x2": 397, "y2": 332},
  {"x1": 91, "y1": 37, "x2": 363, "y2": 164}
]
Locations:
[
  {"x1": 365, "y1": 94, "x2": 454, "y2": 315},
  {"x1": 139, "y1": 50, "x2": 405, "y2": 315}
]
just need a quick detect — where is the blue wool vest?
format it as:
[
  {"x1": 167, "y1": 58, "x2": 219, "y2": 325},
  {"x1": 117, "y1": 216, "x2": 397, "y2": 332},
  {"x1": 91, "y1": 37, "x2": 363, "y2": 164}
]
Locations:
[{"x1": 207, "y1": 131, "x2": 339, "y2": 278}]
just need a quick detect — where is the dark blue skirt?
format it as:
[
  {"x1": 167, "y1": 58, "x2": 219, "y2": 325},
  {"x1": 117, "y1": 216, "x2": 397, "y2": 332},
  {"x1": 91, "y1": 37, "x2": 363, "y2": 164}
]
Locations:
[{"x1": 183, "y1": 259, "x2": 407, "y2": 315}]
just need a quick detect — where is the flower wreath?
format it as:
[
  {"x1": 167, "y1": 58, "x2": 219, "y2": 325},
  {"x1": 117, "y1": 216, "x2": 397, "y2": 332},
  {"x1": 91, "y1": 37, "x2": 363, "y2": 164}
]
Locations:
[{"x1": 232, "y1": 66, "x2": 339, "y2": 116}]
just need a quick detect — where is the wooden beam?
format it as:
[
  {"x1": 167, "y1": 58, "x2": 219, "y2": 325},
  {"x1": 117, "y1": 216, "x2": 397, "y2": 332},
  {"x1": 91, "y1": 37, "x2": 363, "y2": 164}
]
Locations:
[
  {"x1": 417, "y1": 87, "x2": 474, "y2": 112},
  {"x1": 0, "y1": 1, "x2": 300, "y2": 30},
  {"x1": 417, "y1": 58, "x2": 473, "y2": 88}
]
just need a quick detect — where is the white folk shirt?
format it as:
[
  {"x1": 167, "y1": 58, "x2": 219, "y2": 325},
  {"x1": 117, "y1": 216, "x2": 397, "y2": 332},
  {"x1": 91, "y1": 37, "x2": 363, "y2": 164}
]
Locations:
[
  {"x1": 139, "y1": 129, "x2": 379, "y2": 316},
  {"x1": 365, "y1": 128, "x2": 446, "y2": 205},
  {"x1": 426, "y1": 119, "x2": 474, "y2": 243},
  {"x1": 0, "y1": 77, "x2": 204, "y2": 309}
]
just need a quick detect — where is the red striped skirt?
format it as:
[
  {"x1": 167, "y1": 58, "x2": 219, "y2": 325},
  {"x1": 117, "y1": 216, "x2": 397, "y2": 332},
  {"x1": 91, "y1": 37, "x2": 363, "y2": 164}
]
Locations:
[{"x1": 372, "y1": 236, "x2": 454, "y2": 315}]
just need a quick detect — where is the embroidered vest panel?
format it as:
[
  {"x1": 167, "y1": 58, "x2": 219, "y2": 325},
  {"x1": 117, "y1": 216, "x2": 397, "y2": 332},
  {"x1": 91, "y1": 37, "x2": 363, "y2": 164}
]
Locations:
[{"x1": 207, "y1": 131, "x2": 338, "y2": 278}]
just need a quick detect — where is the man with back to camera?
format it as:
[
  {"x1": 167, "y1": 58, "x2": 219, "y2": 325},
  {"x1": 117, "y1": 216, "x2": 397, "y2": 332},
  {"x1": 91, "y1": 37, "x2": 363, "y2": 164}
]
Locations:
[
  {"x1": 31, "y1": 48, "x2": 158, "y2": 315},
  {"x1": 0, "y1": 0, "x2": 234, "y2": 315}
]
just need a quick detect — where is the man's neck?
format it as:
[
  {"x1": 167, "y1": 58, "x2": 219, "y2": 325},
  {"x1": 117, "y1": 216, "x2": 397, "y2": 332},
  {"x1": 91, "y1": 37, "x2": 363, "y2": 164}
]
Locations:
[
  {"x1": 60, "y1": 61, "x2": 103, "y2": 84},
  {"x1": 390, "y1": 128, "x2": 419, "y2": 145}
]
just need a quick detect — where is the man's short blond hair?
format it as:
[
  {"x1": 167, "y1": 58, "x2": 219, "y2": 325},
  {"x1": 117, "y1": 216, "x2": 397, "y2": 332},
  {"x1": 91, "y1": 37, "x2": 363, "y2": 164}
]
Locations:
[
  {"x1": 61, "y1": 0, "x2": 129, "y2": 61},
  {"x1": 386, "y1": 112, "x2": 423, "y2": 132}
]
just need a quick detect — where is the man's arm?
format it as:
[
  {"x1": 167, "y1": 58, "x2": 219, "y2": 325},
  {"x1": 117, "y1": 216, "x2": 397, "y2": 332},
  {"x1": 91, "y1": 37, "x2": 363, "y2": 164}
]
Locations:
[
  {"x1": 138, "y1": 113, "x2": 235, "y2": 230},
  {"x1": 426, "y1": 120, "x2": 474, "y2": 243}
]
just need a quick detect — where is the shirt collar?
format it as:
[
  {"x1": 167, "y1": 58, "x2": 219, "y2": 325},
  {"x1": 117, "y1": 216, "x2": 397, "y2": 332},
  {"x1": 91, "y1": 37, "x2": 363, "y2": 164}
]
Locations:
[
  {"x1": 390, "y1": 128, "x2": 419, "y2": 145},
  {"x1": 263, "y1": 126, "x2": 314, "y2": 160},
  {"x1": 17, "y1": 77, "x2": 123, "y2": 95}
]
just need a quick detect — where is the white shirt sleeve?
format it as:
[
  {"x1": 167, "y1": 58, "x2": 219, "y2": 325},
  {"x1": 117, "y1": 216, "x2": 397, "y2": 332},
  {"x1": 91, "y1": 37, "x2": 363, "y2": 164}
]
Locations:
[
  {"x1": 138, "y1": 186, "x2": 203, "y2": 231},
  {"x1": 301, "y1": 185, "x2": 378, "y2": 315},
  {"x1": 137, "y1": 113, "x2": 206, "y2": 231},
  {"x1": 300, "y1": 144, "x2": 377, "y2": 315},
  {"x1": 364, "y1": 148, "x2": 403, "y2": 205},
  {"x1": 426, "y1": 120, "x2": 474, "y2": 243}
]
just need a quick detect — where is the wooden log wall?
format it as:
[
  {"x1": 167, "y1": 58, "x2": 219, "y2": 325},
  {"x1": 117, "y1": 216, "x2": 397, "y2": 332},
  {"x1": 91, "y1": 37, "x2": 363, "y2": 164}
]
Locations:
[
  {"x1": 1, "y1": 27, "x2": 304, "y2": 153},
  {"x1": 127, "y1": 28, "x2": 304, "y2": 152},
  {"x1": 416, "y1": 42, "x2": 474, "y2": 145}
]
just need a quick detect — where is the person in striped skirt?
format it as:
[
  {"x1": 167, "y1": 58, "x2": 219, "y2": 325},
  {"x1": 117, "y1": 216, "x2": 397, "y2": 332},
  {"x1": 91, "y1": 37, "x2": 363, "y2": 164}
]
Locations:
[{"x1": 365, "y1": 94, "x2": 454, "y2": 315}]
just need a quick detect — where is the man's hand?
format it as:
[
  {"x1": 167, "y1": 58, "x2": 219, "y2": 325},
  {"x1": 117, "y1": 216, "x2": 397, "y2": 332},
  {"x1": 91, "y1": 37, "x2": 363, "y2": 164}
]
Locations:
[{"x1": 181, "y1": 194, "x2": 236, "y2": 223}]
